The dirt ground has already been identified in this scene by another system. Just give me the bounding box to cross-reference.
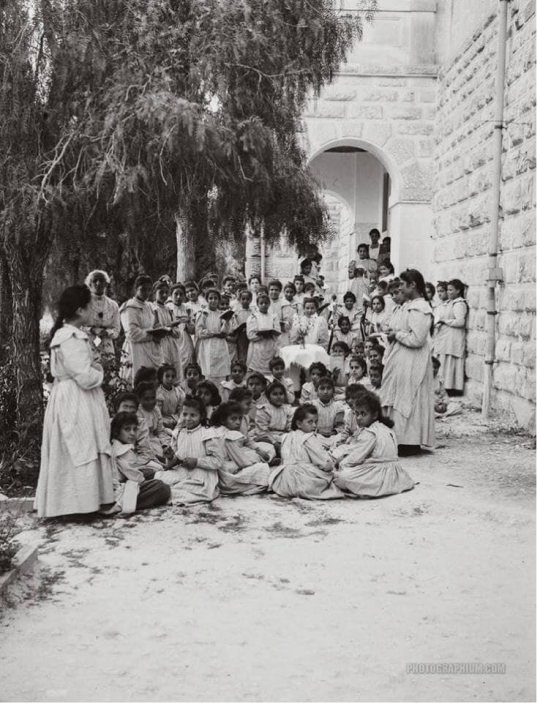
[0,410,535,702]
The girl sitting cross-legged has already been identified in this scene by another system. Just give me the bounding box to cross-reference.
[253,380,294,456]
[208,402,271,495]
[269,404,345,500]
[180,362,203,396]
[220,360,247,402]
[310,376,346,446]
[156,396,221,504]
[333,390,415,498]
[110,412,171,516]
[229,387,276,463]
[300,362,328,403]
[115,392,163,471]
[266,356,295,405]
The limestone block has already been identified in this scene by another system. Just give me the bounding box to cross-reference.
[418,139,434,158]
[388,105,423,120]
[321,87,357,102]
[523,343,536,369]
[396,122,435,136]
[362,90,398,102]
[347,104,383,120]
[362,122,392,147]
[400,90,417,103]
[338,121,364,139]
[495,338,512,362]
[515,367,530,398]
[314,103,347,119]
[419,89,436,103]
[494,362,517,392]
[386,137,416,166]
[510,341,526,364]
[399,161,433,201]
[517,254,536,284]
[465,355,483,383]
[377,78,407,87]
[524,289,537,312]
[305,120,341,151]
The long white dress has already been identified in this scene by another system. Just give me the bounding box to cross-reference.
[246,311,281,374]
[119,297,163,386]
[151,301,183,380]
[207,427,270,495]
[195,309,232,384]
[381,299,435,448]
[35,325,114,517]
[335,421,415,497]
[167,302,195,370]
[269,430,345,500]
[434,297,468,392]
[156,424,220,504]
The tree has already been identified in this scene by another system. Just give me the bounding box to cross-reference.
[0,0,377,447]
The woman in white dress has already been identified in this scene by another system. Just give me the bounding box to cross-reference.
[36,285,115,517]
[83,270,121,370]
[167,283,195,371]
[119,275,163,386]
[382,269,435,455]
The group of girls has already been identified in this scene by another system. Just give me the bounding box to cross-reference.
[35,255,467,519]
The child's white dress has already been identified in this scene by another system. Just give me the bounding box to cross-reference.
[311,398,346,444]
[195,309,232,384]
[152,301,183,380]
[246,311,281,374]
[300,381,318,404]
[334,421,415,497]
[167,302,195,369]
[208,427,270,495]
[220,379,247,402]
[119,297,163,386]
[157,424,221,504]
[269,430,345,500]
[265,375,295,404]
[35,325,114,517]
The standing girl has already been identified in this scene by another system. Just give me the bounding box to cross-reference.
[435,279,468,394]
[158,397,221,504]
[195,289,232,386]
[290,298,330,349]
[382,269,435,454]
[269,405,344,500]
[36,285,115,517]
[152,280,184,381]
[334,391,415,498]
[233,289,253,362]
[209,402,270,495]
[83,270,121,370]
[119,275,163,387]
[168,283,195,371]
[246,292,281,375]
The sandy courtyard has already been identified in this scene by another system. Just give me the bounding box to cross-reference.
[0,413,535,702]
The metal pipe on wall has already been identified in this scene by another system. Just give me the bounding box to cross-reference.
[260,228,266,283]
[482,0,509,419]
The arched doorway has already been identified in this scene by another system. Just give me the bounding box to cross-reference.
[307,139,394,294]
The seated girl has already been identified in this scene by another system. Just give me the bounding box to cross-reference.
[333,390,415,498]
[311,376,345,446]
[253,380,294,456]
[369,363,384,392]
[110,412,171,515]
[157,396,221,504]
[269,404,345,500]
[246,372,268,426]
[229,387,276,463]
[135,381,171,460]
[220,360,247,401]
[300,361,328,403]
[364,295,388,336]
[333,315,358,352]
[329,341,350,399]
[180,362,203,396]
[266,356,295,405]
[195,380,222,424]
[341,292,363,340]
[156,364,185,430]
[347,355,371,389]
[115,391,162,468]
[208,402,271,495]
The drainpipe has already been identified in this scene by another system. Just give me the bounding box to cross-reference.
[260,228,266,283]
[482,0,509,419]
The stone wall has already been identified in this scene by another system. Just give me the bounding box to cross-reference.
[432,0,536,428]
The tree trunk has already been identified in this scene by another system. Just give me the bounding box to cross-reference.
[5,240,45,440]
[176,214,196,281]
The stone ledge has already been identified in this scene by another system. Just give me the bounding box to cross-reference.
[0,497,35,515]
[0,543,39,596]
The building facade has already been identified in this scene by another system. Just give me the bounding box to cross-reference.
[251,0,535,427]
